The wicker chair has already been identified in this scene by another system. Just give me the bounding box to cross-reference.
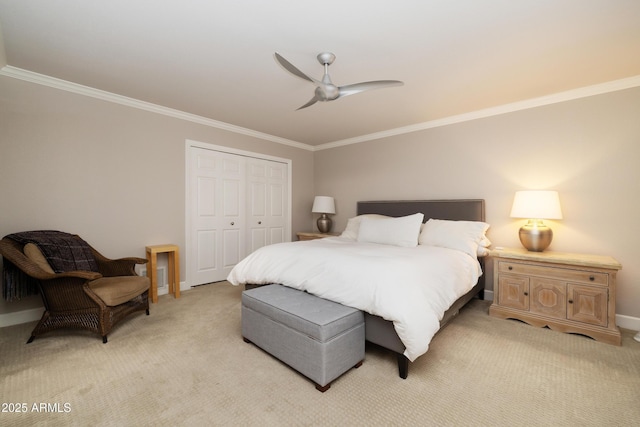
[0,235,150,343]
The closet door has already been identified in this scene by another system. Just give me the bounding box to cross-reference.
[187,144,290,287]
[246,158,288,254]
[189,148,245,285]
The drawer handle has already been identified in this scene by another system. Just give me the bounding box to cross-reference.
[230,222,235,226]
[589,276,595,281]
[258,221,262,224]
[568,299,573,304]
[508,266,513,270]
[523,292,528,296]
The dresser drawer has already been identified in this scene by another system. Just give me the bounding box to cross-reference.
[497,261,608,286]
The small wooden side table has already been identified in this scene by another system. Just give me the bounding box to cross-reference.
[145,244,180,303]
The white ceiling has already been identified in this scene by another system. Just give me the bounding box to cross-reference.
[1,0,639,147]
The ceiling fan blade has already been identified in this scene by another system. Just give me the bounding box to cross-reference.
[338,80,404,98]
[296,96,319,110]
[274,53,318,84]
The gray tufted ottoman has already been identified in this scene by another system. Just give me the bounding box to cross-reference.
[242,284,365,392]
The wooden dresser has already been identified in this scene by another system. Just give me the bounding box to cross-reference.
[489,247,622,345]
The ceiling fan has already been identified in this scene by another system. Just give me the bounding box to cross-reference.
[275,52,404,110]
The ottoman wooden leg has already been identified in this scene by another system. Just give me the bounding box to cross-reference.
[315,383,331,392]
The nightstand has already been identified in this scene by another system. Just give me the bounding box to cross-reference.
[489,247,622,345]
[296,231,340,241]
[145,244,180,303]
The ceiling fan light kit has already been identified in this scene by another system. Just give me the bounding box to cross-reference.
[275,52,404,110]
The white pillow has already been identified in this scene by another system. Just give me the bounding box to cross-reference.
[477,246,491,257]
[340,214,391,240]
[476,235,492,256]
[419,219,490,258]
[357,213,424,248]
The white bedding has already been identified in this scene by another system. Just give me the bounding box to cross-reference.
[227,237,482,362]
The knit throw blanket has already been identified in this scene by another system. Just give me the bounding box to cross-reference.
[3,231,100,301]
[7,230,99,273]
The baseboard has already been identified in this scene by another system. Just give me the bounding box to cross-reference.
[0,282,189,328]
[0,307,43,328]
[156,281,190,296]
[616,314,640,332]
[2,285,637,332]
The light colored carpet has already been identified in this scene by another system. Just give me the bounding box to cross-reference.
[1,282,639,426]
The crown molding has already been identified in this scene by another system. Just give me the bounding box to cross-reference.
[314,74,640,151]
[3,65,639,153]
[0,65,314,152]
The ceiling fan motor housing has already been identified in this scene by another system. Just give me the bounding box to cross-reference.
[315,85,339,101]
[317,52,336,65]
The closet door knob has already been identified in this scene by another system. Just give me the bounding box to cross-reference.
[230,222,235,226]
[258,221,262,225]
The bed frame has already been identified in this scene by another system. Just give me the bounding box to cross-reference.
[357,199,486,379]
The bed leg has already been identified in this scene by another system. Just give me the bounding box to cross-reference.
[397,354,409,379]
[478,289,485,300]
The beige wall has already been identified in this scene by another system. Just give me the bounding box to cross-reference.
[0,21,6,69]
[1,73,639,323]
[0,76,315,315]
[314,87,640,318]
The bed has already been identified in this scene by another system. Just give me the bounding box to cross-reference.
[228,199,487,379]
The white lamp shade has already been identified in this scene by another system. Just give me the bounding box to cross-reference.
[510,190,563,220]
[312,196,335,214]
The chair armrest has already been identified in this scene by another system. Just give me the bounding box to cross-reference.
[13,269,102,282]
[52,270,103,281]
[116,257,148,265]
[93,254,147,277]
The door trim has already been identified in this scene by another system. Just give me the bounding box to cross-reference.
[185,139,292,289]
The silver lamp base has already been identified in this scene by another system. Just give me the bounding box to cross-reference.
[317,214,332,233]
[519,219,553,252]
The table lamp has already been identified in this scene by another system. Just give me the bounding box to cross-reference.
[312,196,335,233]
[510,190,563,252]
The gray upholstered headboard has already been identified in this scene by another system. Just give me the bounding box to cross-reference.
[357,199,485,222]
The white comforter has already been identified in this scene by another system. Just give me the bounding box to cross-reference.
[227,237,482,361]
